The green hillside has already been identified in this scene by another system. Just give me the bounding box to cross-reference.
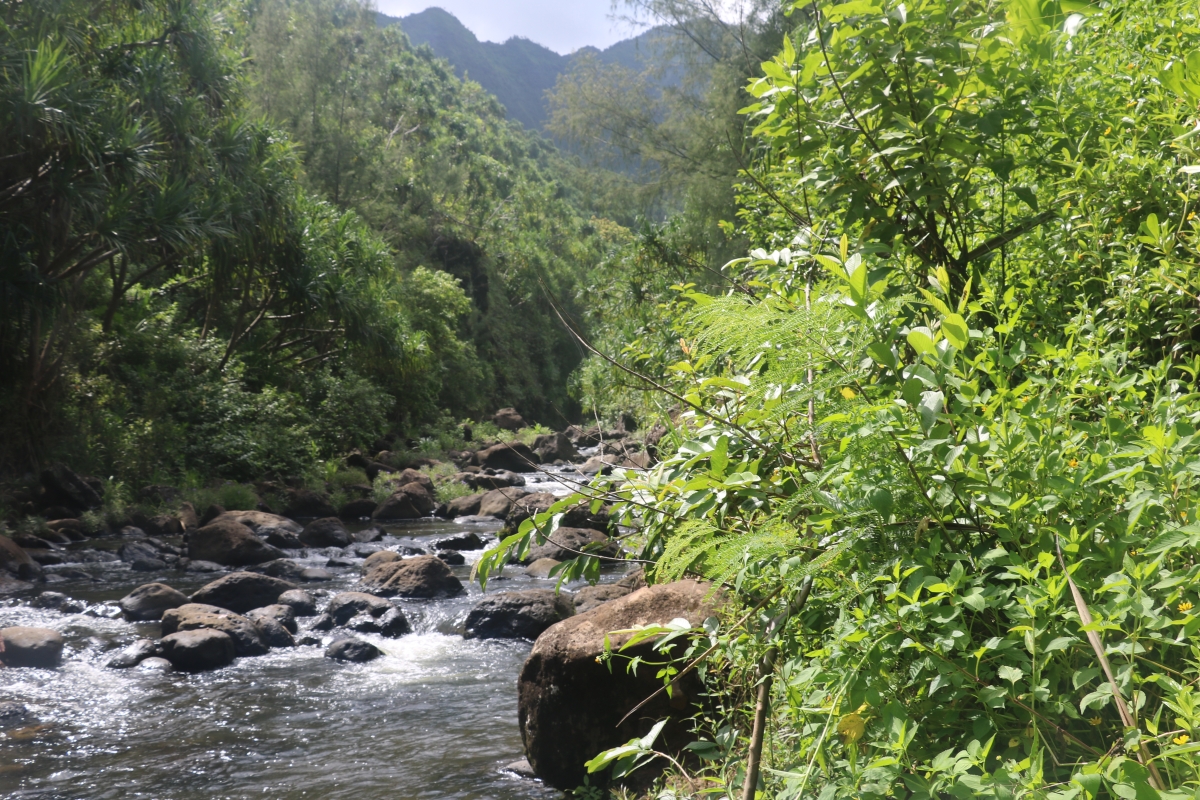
[378,7,674,130]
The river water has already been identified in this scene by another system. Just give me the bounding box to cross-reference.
[0,467,606,799]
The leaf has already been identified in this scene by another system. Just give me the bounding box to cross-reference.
[837,712,866,744]
[941,314,969,350]
[997,665,1023,684]
[907,327,937,355]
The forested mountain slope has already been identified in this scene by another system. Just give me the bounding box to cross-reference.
[0,0,628,483]
[379,7,675,130]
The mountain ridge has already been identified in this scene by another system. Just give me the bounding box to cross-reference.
[377,7,671,130]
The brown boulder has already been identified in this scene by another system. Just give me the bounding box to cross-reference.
[161,603,268,656]
[532,432,577,463]
[0,627,65,668]
[338,498,378,520]
[492,407,526,431]
[189,572,296,614]
[160,629,236,671]
[518,580,721,790]
[281,489,337,519]
[361,554,463,598]
[372,492,422,521]
[395,482,435,516]
[299,517,353,548]
[40,463,101,510]
[464,590,574,640]
[0,535,41,580]
[445,493,484,518]
[479,487,529,519]
[477,442,538,473]
[119,582,190,621]
[524,527,619,564]
[187,519,285,566]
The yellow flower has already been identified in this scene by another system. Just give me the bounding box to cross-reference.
[1069,459,1079,468]
[841,387,857,400]
[1179,600,1194,613]
[1089,716,1103,726]
[1104,126,1112,135]
[1174,733,1190,746]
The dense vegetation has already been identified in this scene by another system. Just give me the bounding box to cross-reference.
[0,0,623,486]
[488,0,1200,797]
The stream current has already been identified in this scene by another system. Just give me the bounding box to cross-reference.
[0,466,604,799]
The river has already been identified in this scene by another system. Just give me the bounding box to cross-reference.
[0,466,605,799]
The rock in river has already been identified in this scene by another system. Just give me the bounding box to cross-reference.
[190,572,297,614]
[161,603,268,657]
[313,592,410,638]
[0,627,65,668]
[524,527,618,564]
[188,518,285,566]
[300,517,353,548]
[464,590,574,641]
[361,554,463,599]
[325,636,383,663]
[160,629,236,672]
[119,582,190,621]
[105,638,162,669]
[277,589,318,617]
[517,580,721,790]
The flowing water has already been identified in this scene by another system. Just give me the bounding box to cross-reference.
[0,466,607,799]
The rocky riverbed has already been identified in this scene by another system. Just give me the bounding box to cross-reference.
[0,464,637,799]
[0,426,710,798]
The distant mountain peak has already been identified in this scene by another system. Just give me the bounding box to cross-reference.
[378,8,668,131]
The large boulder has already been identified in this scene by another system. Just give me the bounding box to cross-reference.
[479,488,529,519]
[40,463,101,511]
[105,638,162,669]
[491,407,526,431]
[118,540,167,571]
[161,604,268,657]
[0,627,65,668]
[361,554,463,598]
[338,498,378,521]
[477,442,538,473]
[160,629,236,671]
[244,558,308,582]
[572,584,634,614]
[277,589,318,617]
[0,535,42,581]
[396,482,436,516]
[372,492,422,521]
[190,572,296,614]
[245,603,298,634]
[524,527,619,564]
[532,433,578,463]
[187,519,285,566]
[580,455,619,476]
[445,493,484,518]
[313,592,410,638]
[325,637,383,663]
[281,489,337,520]
[244,607,296,648]
[518,581,721,790]
[119,582,190,621]
[461,471,526,491]
[216,510,302,538]
[464,590,574,640]
[505,492,558,528]
[299,518,353,548]
[431,532,485,551]
[392,468,435,496]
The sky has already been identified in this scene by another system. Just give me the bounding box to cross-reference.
[373,1,647,54]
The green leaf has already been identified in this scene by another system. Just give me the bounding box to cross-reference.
[907,327,938,355]
[941,314,969,350]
